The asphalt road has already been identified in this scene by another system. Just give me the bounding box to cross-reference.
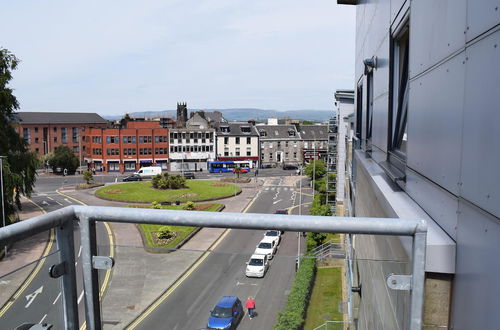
[133,176,311,330]
[0,182,111,329]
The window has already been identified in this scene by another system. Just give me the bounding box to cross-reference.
[35,137,39,143]
[247,148,251,156]
[35,148,39,153]
[247,137,251,144]
[366,71,373,153]
[294,152,297,159]
[269,153,273,160]
[235,147,240,156]
[241,126,251,133]
[224,137,229,144]
[355,82,363,142]
[285,141,288,147]
[285,152,289,159]
[61,128,67,143]
[259,130,267,137]
[236,137,240,144]
[72,127,78,143]
[224,147,229,156]
[277,141,281,148]
[54,137,58,143]
[155,136,159,143]
[23,128,30,142]
[34,127,39,133]
[220,126,230,133]
[53,127,57,132]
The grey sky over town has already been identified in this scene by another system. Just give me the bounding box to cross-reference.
[2,0,355,115]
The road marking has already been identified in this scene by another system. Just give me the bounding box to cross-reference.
[77,291,85,304]
[41,200,49,206]
[55,200,63,206]
[75,261,78,267]
[53,292,61,305]
[273,199,282,205]
[236,281,258,286]
[25,286,43,308]
[47,196,54,200]
[78,245,82,258]
[64,198,72,204]
[0,198,54,318]
[39,313,47,324]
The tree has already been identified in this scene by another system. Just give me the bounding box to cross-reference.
[83,170,93,184]
[48,145,79,174]
[0,48,39,227]
[234,167,242,179]
[304,159,326,180]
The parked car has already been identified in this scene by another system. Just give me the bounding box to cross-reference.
[207,296,243,330]
[275,209,288,215]
[255,237,277,259]
[183,172,195,179]
[245,254,269,278]
[264,230,281,246]
[232,168,248,173]
[134,166,162,178]
[122,174,142,182]
[283,164,298,170]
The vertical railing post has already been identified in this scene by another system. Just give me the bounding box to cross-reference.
[80,216,102,330]
[409,230,427,330]
[55,219,79,329]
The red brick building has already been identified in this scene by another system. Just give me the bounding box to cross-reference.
[84,121,169,172]
[14,112,108,162]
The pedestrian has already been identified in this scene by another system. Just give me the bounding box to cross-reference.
[246,296,256,319]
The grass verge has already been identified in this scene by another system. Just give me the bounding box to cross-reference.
[303,267,343,330]
[135,203,223,250]
[95,180,240,203]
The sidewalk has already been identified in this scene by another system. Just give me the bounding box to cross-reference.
[64,178,266,329]
[0,198,48,309]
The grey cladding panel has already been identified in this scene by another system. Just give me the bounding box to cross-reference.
[466,0,500,42]
[461,30,500,217]
[410,0,466,77]
[373,35,390,99]
[372,96,389,153]
[451,200,500,329]
[407,53,465,195]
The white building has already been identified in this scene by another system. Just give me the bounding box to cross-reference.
[215,123,260,167]
[168,128,215,171]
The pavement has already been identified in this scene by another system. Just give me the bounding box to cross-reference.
[0,177,268,329]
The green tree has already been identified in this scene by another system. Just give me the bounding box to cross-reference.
[83,170,93,184]
[48,145,79,174]
[0,48,39,227]
[183,201,196,210]
[304,159,326,180]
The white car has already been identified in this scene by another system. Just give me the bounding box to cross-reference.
[245,254,269,278]
[255,237,277,259]
[264,230,281,246]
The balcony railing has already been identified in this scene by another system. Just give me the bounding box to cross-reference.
[0,206,427,330]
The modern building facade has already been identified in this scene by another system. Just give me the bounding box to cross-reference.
[14,112,108,162]
[168,128,216,171]
[215,122,259,167]
[340,0,499,329]
[257,124,302,167]
[84,121,169,172]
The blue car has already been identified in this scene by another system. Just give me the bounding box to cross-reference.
[207,296,243,329]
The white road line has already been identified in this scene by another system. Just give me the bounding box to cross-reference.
[53,292,62,305]
[39,314,47,324]
[77,291,85,304]
[55,201,63,206]
[78,245,82,258]
[75,261,78,267]
[47,196,54,200]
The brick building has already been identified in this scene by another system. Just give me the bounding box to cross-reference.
[14,112,108,162]
[84,121,169,172]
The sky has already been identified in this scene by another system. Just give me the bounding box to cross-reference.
[1,0,355,116]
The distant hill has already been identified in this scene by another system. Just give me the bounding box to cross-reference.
[102,108,335,122]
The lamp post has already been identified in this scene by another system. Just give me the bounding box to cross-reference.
[297,167,303,269]
[0,156,6,256]
[312,140,316,200]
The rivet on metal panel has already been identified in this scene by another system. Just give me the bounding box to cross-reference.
[386,274,412,291]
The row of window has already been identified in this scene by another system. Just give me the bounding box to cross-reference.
[170,145,214,153]
[170,132,214,140]
[261,152,298,160]
[23,127,80,144]
[105,148,169,156]
[223,137,253,145]
[223,147,252,157]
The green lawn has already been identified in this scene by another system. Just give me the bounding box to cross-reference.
[95,180,240,203]
[137,203,223,249]
[304,267,344,330]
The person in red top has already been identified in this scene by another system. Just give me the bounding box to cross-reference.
[246,296,256,319]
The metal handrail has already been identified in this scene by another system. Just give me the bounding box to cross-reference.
[0,206,427,330]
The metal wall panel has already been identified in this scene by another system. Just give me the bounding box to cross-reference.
[466,0,500,42]
[407,52,465,195]
[460,30,500,217]
[451,200,500,329]
[406,169,458,240]
[372,95,389,153]
[410,0,466,77]
[390,0,408,23]
[373,34,391,99]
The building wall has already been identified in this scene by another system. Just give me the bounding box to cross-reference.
[168,128,215,171]
[216,136,259,163]
[348,0,499,329]
[260,139,302,166]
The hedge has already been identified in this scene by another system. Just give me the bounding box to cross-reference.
[274,255,317,330]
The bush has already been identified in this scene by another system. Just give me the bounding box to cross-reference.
[152,173,187,190]
[306,232,328,252]
[183,201,196,210]
[83,170,93,184]
[151,201,161,209]
[157,226,174,239]
[274,255,317,330]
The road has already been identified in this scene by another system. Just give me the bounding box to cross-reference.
[133,176,312,330]
[0,182,111,329]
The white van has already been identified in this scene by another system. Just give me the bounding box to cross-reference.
[134,166,162,178]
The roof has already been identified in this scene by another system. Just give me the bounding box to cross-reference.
[216,296,238,308]
[256,125,299,140]
[15,112,108,125]
[299,125,328,140]
[214,122,259,136]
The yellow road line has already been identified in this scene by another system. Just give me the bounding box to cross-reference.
[127,187,261,329]
[56,190,115,330]
[0,198,54,318]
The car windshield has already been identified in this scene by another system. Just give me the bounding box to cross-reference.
[211,306,232,318]
[266,231,278,237]
[249,258,263,266]
[258,242,272,249]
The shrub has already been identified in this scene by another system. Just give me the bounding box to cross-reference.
[183,201,196,210]
[274,255,317,330]
[151,173,187,190]
[83,170,93,184]
[151,201,161,209]
[157,226,174,239]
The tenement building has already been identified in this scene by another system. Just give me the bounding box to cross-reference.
[168,128,216,171]
[257,124,301,168]
[338,0,498,329]
[84,121,169,172]
[214,122,259,168]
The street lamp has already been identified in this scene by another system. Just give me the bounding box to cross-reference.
[297,167,303,269]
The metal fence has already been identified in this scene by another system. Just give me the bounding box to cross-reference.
[0,206,426,330]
